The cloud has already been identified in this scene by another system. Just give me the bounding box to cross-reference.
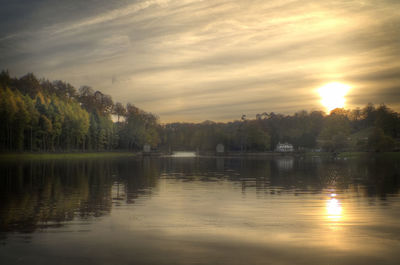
[1,0,399,122]
[49,0,172,35]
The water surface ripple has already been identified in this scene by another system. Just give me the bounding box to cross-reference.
[0,156,399,265]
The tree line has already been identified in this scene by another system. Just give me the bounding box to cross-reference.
[1,70,399,153]
[161,106,399,152]
[0,71,160,152]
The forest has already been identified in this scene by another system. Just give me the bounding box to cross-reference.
[0,70,399,153]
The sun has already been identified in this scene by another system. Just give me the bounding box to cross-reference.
[318,82,350,113]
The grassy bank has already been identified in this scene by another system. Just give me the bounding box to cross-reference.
[0,152,139,161]
[307,151,400,160]
[336,152,368,158]
[335,151,400,159]
[373,152,400,160]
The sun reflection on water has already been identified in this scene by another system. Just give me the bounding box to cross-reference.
[326,193,342,221]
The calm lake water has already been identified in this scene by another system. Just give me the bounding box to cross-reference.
[1,155,400,265]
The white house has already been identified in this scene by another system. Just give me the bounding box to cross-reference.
[275,142,294,152]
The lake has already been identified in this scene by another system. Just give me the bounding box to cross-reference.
[1,155,400,265]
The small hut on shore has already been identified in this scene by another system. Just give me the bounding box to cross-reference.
[216,143,225,154]
[143,143,151,153]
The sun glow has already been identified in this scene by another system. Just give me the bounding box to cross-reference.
[318,82,350,113]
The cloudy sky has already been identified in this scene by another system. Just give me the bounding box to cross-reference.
[0,0,399,122]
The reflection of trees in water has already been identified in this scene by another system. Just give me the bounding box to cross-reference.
[0,156,398,234]
[249,157,398,197]
[113,157,159,204]
[160,157,400,197]
[346,156,400,198]
[0,159,113,233]
[0,158,160,233]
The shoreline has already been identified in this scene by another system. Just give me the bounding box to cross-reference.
[0,152,139,160]
[0,151,399,161]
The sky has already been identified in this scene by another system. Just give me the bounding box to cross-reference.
[0,0,399,122]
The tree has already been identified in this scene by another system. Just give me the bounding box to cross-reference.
[368,128,395,152]
[17,73,42,98]
[2,70,400,154]
[113,102,126,123]
[319,108,351,151]
[0,87,17,150]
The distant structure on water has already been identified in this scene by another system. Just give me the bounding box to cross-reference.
[143,144,151,153]
[275,142,294,152]
[216,143,225,154]
[171,151,196,157]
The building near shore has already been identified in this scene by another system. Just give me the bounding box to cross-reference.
[143,144,151,153]
[216,143,225,153]
[275,142,294,152]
